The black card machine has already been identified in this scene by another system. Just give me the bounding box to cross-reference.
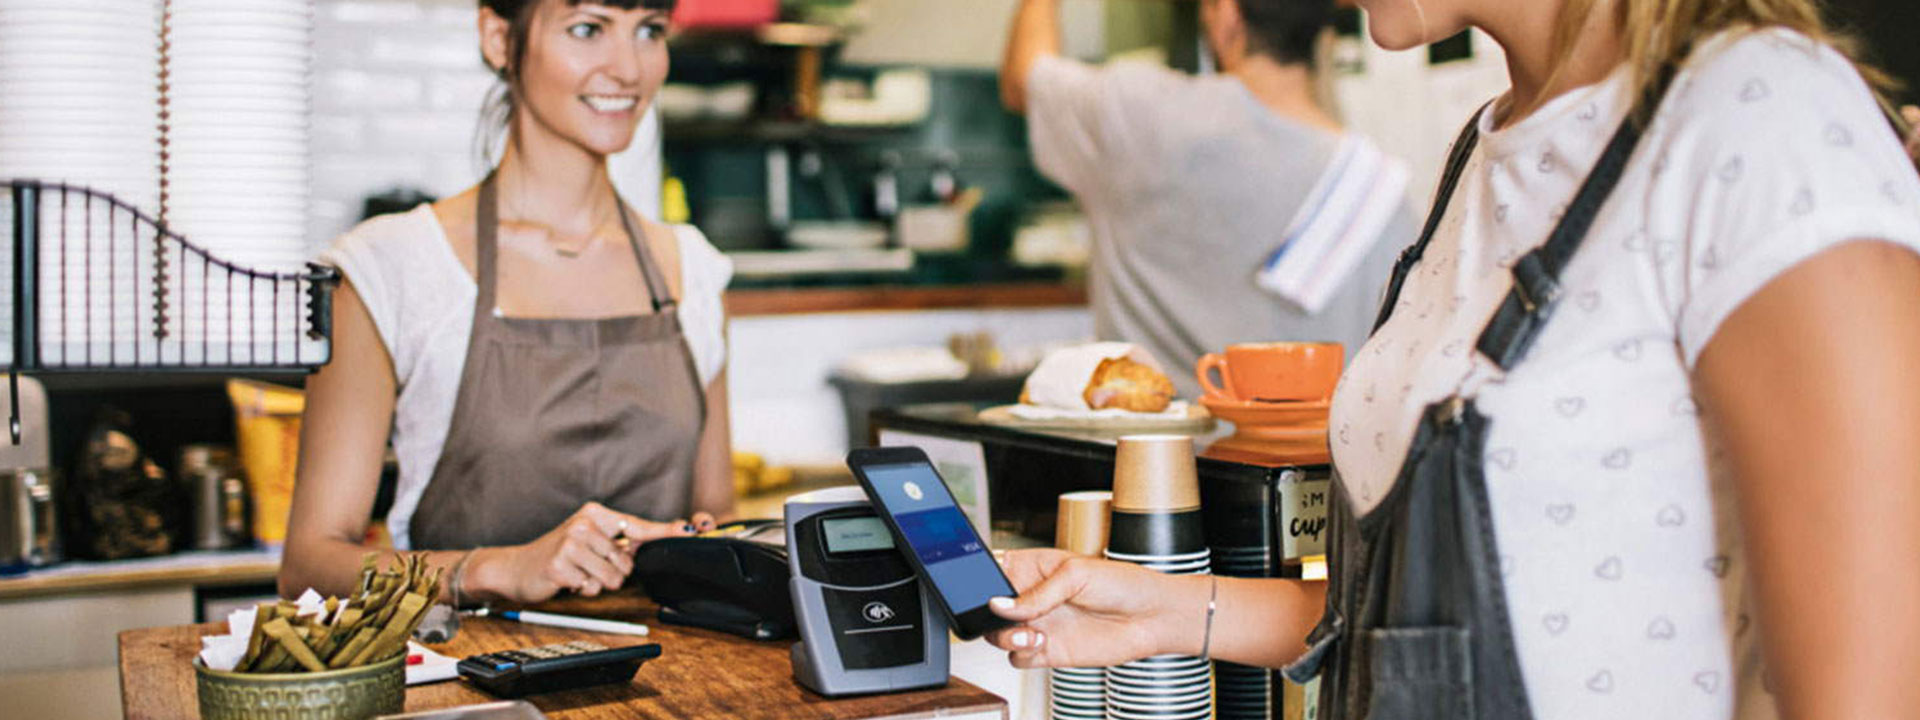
[629,521,797,641]
[785,486,949,696]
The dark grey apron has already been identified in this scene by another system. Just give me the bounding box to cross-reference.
[1283,68,1678,719]
[408,174,707,550]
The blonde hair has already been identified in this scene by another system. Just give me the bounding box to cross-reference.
[1551,0,1906,129]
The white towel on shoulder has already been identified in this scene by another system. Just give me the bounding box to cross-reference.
[1257,135,1410,314]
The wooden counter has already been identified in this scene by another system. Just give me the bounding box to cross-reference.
[0,549,278,601]
[119,593,1006,720]
[725,282,1085,317]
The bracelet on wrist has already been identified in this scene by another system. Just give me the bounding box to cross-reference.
[449,548,479,609]
[1199,575,1219,660]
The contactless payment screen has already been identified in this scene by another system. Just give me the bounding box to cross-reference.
[864,463,1012,612]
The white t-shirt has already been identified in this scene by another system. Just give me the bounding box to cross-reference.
[1330,29,1920,719]
[318,204,733,548]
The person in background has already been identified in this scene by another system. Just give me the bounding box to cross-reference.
[1001,0,1414,397]
[987,0,1920,718]
[282,0,735,605]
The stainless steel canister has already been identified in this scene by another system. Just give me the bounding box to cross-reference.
[181,445,251,550]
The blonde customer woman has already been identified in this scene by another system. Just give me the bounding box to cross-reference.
[986,1,1920,718]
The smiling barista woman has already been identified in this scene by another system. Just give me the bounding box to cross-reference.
[984,0,1920,718]
[280,0,733,606]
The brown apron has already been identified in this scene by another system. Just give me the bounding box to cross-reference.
[408,174,707,550]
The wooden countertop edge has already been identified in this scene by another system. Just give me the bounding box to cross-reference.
[0,558,279,601]
[120,612,1010,720]
[725,282,1086,317]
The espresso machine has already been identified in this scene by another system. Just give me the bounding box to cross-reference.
[0,376,59,575]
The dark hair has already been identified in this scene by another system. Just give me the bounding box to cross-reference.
[474,0,677,165]
[1235,0,1333,66]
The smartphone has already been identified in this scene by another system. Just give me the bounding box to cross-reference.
[846,446,1017,640]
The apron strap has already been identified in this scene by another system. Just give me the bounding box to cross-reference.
[1371,103,1489,334]
[612,198,675,313]
[475,173,503,321]
[1474,65,1680,370]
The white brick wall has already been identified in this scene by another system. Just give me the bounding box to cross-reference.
[310,0,494,247]
[310,0,662,250]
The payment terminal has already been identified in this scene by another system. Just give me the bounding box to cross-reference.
[785,486,949,697]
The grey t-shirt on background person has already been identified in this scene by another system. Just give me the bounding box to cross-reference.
[1026,56,1415,398]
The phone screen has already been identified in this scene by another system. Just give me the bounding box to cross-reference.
[860,462,1014,616]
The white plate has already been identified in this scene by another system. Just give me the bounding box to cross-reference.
[0,122,159,136]
[167,24,307,42]
[167,0,312,11]
[0,28,155,45]
[163,143,308,157]
[0,62,157,80]
[165,87,307,103]
[167,200,313,216]
[164,38,311,55]
[166,1,311,13]
[164,55,308,72]
[163,125,306,141]
[164,110,308,125]
[0,0,161,11]
[0,38,157,57]
[0,12,157,29]
[0,79,160,96]
[164,94,306,109]
[0,91,157,107]
[167,192,311,207]
[169,191,309,203]
[170,230,310,245]
[0,149,159,165]
[164,51,306,66]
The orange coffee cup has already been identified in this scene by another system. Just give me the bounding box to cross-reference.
[1195,342,1343,403]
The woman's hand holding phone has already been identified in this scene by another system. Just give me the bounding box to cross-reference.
[983,549,1210,669]
[468,502,710,603]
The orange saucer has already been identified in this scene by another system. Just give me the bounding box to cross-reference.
[1198,395,1331,434]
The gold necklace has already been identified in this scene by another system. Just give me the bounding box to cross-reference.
[502,182,620,258]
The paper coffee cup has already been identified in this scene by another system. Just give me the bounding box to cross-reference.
[1055,490,1112,556]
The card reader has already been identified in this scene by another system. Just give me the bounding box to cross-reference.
[785,486,949,696]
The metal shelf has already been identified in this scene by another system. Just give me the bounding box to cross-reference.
[1,179,339,439]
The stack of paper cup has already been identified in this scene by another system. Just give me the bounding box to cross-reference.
[1104,435,1213,720]
[1211,544,1273,719]
[1049,490,1112,720]
[162,0,314,362]
[0,0,166,365]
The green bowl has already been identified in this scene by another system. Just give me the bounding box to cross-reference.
[194,653,405,720]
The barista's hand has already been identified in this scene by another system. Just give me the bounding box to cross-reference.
[983,549,1206,669]
[690,511,718,533]
[475,502,693,603]
[1904,106,1920,165]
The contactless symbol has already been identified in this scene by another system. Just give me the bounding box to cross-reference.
[862,602,896,623]
[902,481,924,501]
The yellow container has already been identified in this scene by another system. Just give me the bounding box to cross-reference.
[227,379,305,546]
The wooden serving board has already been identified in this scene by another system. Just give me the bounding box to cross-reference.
[975,404,1216,433]
[120,593,1005,720]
